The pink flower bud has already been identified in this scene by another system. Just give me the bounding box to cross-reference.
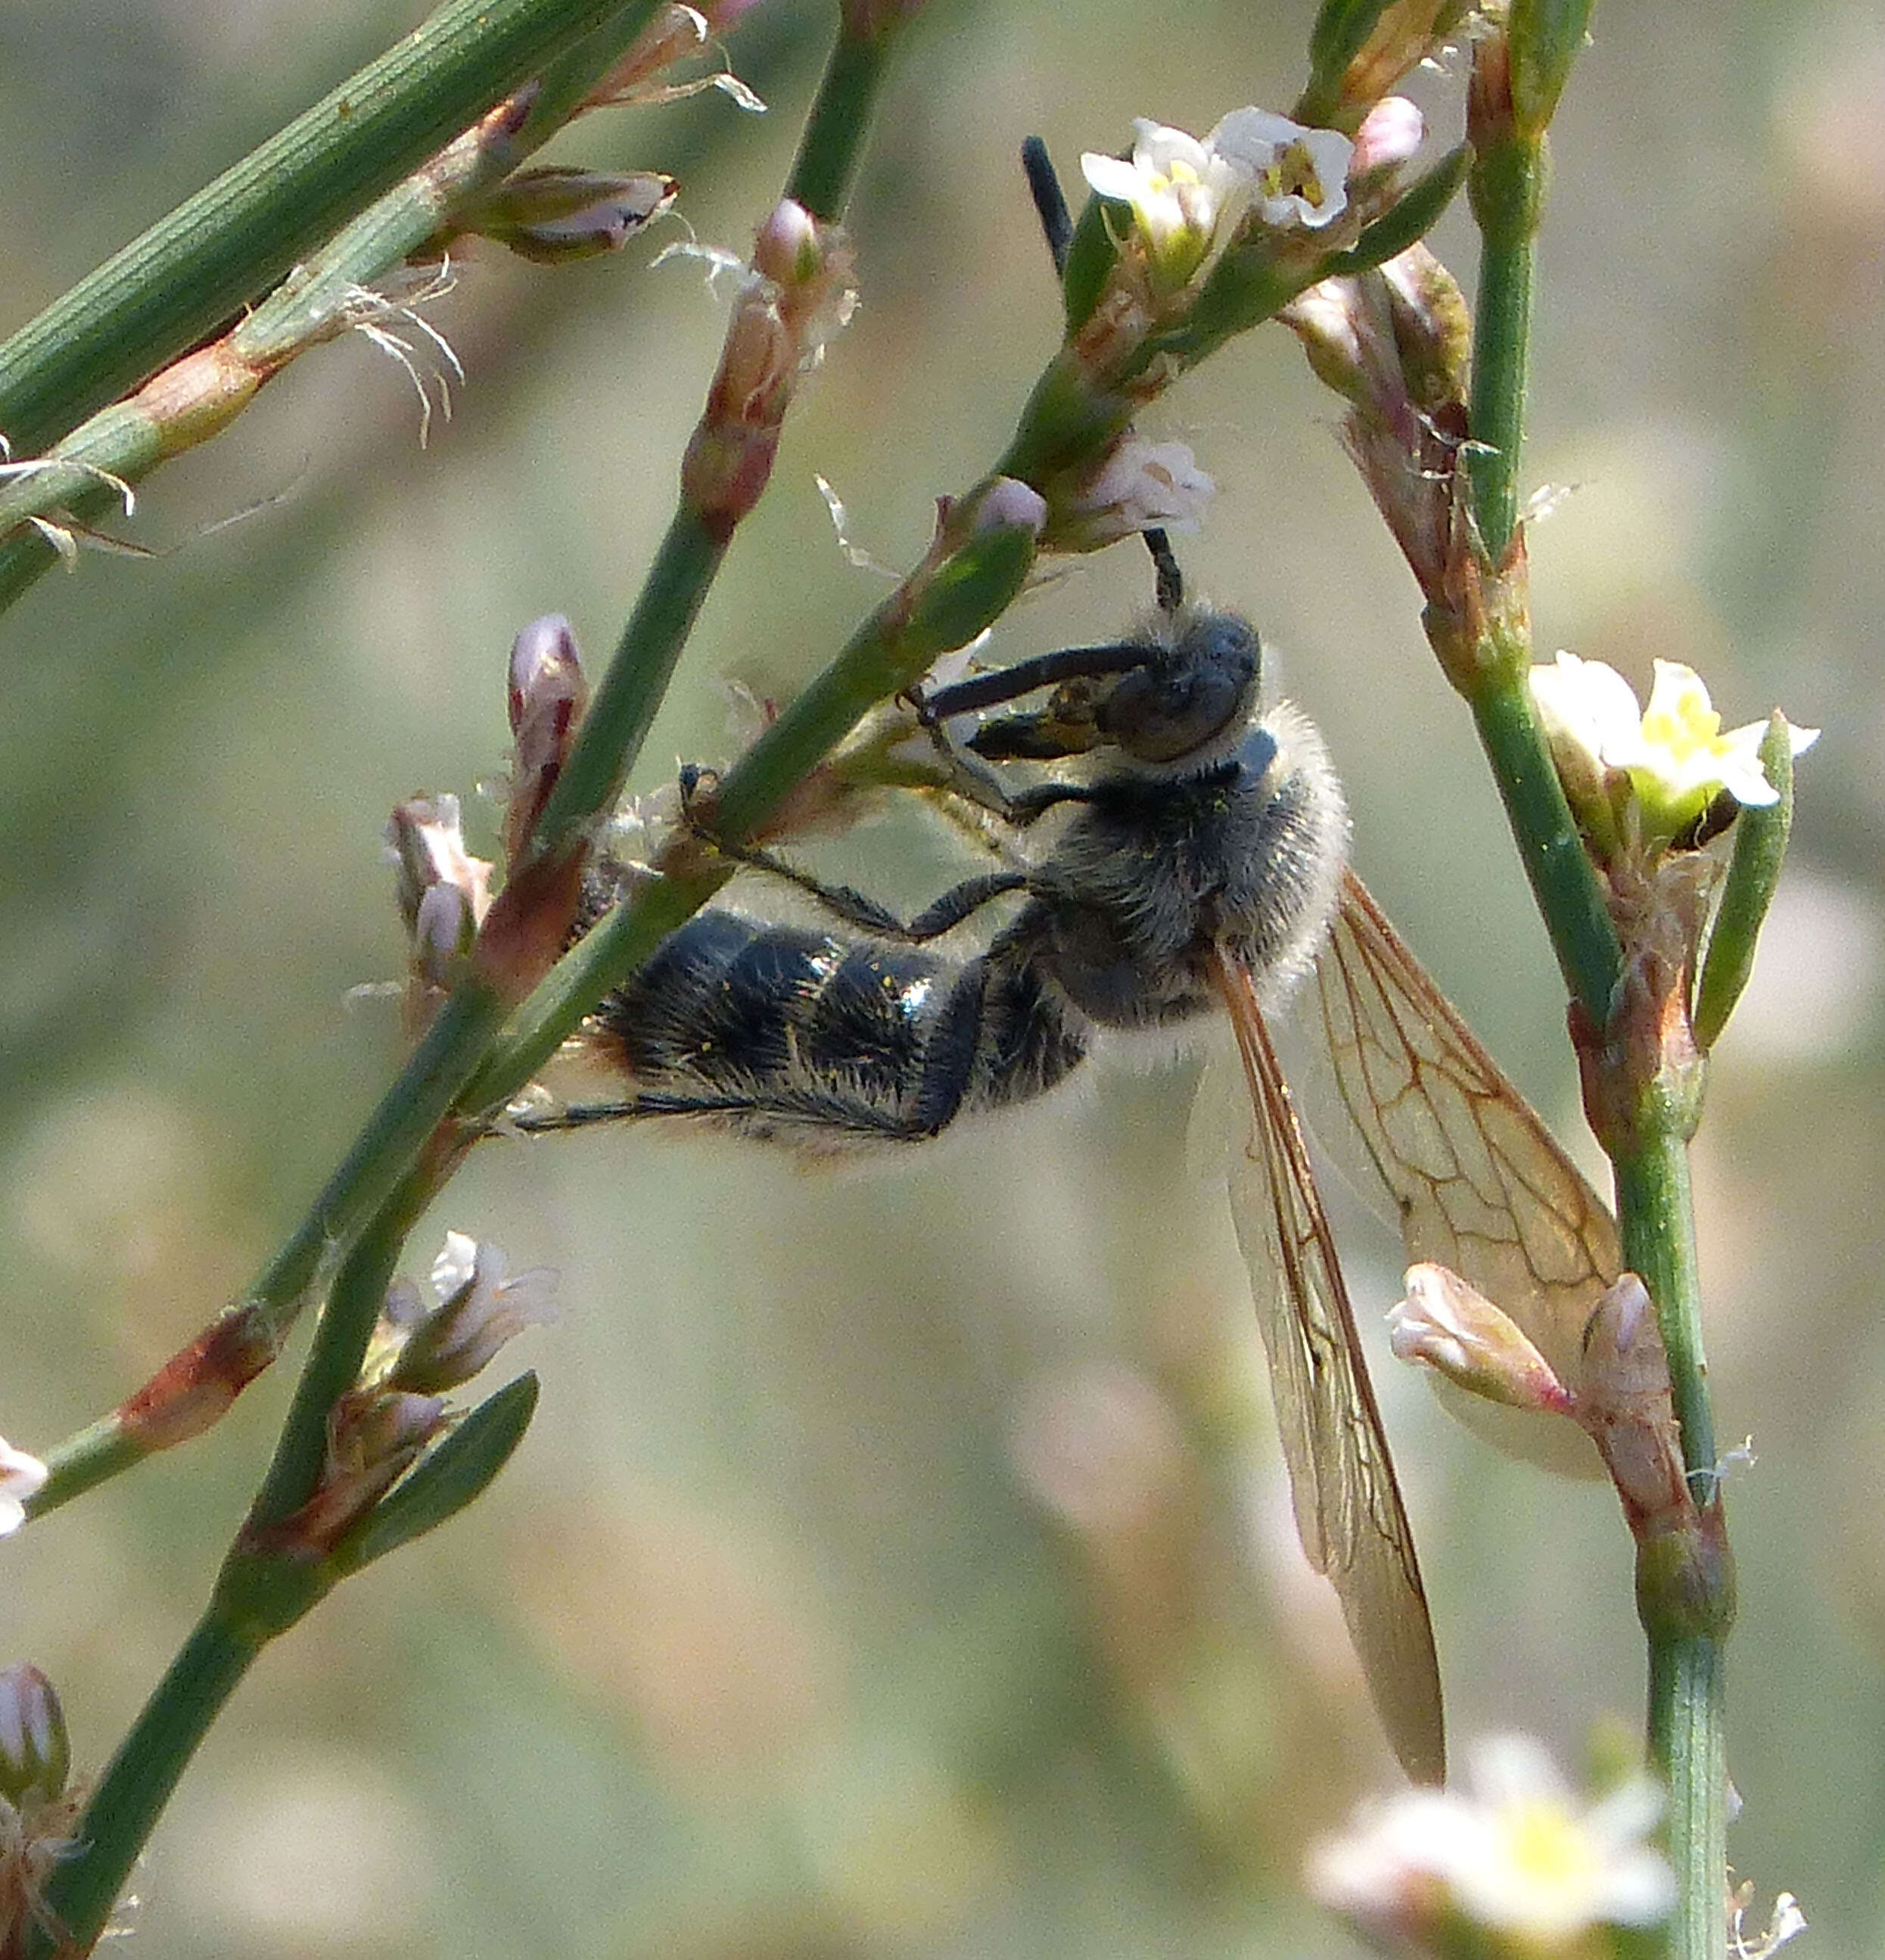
[1350,96,1426,180]
[971,477,1049,537]
[1388,1263,1575,1415]
[0,1664,68,1806]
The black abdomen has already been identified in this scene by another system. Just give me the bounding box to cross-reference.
[593,910,1085,1144]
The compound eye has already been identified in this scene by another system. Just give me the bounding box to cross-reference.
[1099,610,1261,762]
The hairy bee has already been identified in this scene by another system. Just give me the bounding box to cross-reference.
[523,581,1623,1785]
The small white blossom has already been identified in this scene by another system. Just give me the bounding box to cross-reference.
[0,1439,48,1537]
[1310,1734,1674,1952]
[386,1232,558,1394]
[1210,107,1353,230]
[1067,437,1215,543]
[1532,651,1818,847]
[1081,120,1249,287]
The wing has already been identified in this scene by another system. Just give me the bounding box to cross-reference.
[1208,942,1445,1787]
[1319,870,1623,1470]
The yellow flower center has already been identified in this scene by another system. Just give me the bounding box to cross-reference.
[1641,688,1724,763]
[1260,139,1327,212]
[1495,1799,1600,1911]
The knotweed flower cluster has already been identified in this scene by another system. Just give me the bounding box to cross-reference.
[284,1233,554,1557]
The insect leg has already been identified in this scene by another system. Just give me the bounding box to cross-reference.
[708,836,1031,942]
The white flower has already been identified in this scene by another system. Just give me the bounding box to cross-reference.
[0,1438,48,1536]
[1081,119,1249,287]
[1209,106,1353,230]
[1309,1734,1675,1951]
[386,1232,558,1394]
[1066,437,1215,542]
[1531,651,1818,846]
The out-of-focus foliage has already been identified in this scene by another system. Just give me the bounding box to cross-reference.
[2,1,1881,1954]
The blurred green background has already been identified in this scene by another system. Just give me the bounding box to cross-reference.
[3,0,1883,1953]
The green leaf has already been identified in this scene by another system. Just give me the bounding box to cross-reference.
[904,524,1037,660]
[1319,142,1470,278]
[1693,715,1799,1052]
[1509,0,1597,138]
[331,1374,540,1573]
[1061,189,1124,337]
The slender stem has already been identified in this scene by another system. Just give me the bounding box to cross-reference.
[0,0,653,459]
[1463,32,1729,1959]
[1648,1635,1729,1960]
[1465,123,1544,563]
[26,1610,265,1958]
[1469,680,1622,1026]
[529,509,726,857]
[249,1180,426,1533]
[785,23,898,221]
[1465,189,1534,561]
[1613,1129,1714,1478]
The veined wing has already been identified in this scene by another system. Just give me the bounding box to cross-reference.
[1320,870,1622,1470]
[1208,943,1445,1787]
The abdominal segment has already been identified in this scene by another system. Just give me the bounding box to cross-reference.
[592,910,1087,1146]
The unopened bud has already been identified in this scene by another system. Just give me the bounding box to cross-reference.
[1348,95,1425,182]
[471,166,674,265]
[682,204,857,533]
[288,1389,449,1553]
[751,198,820,286]
[969,476,1049,537]
[1575,1275,1692,1532]
[0,1665,68,1806]
[505,614,589,863]
[1389,1262,1575,1414]
[412,882,474,991]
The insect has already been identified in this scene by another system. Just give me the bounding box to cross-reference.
[518,545,1624,1785]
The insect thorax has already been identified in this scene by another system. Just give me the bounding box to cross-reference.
[991,701,1348,1033]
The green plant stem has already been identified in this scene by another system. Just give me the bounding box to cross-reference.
[249,1178,425,1533]
[1647,1634,1728,1960]
[0,6,666,613]
[785,20,899,221]
[529,509,726,857]
[1469,680,1621,1026]
[1465,131,1543,562]
[0,0,654,462]
[26,1608,272,1958]
[1614,1129,1714,1479]
[1463,40,1728,1960]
